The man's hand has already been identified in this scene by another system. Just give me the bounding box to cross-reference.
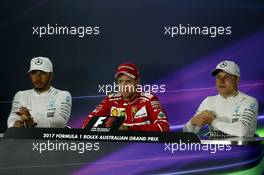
[16,107,31,121]
[13,120,24,128]
[191,115,208,127]
[191,110,216,127]
[16,107,36,127]
[202,111,215,124]
[119,125,129,131]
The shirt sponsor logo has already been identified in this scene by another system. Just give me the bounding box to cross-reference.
[110,107,126,118]
[134,106,147,118]
[232,118,239,123]
[131,106,138,116]
[151,100,161,109]
[48,100,56,109]
[158,111,166,118]
[250,103,256,110]
[47,112,55,118]
[234,106,240,114]
[65,96,71,103]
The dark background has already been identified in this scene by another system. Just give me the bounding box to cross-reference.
[0,0,264,131]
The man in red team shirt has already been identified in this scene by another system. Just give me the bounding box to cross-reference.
[82,63,170,131]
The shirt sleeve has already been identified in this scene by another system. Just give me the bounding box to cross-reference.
[182,97,208,133]
[129,95,170,132]
[211,98,258,137]
[7,92,22,128]
[82,97,110,128]
[183,120,202,134]
[36,91,72,128]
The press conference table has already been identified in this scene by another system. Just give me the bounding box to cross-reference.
[0,129,264,175]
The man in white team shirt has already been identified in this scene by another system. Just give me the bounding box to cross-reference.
[7,57,72,128]
[183,60,259,137]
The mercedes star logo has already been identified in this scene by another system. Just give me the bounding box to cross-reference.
[35,58,43,65]
[220,61,227,68]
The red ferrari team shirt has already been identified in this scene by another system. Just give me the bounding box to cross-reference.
[83,92,170,132]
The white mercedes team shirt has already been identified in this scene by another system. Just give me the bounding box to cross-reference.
[7,87,72,128]
[183,91,258,137]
